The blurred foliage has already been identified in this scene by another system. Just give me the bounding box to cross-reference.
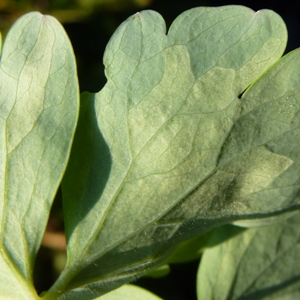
[75,0,153,11]
[0,0,153,33]
[0,0,152,11]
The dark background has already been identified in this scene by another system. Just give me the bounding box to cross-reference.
[1,1,300,299]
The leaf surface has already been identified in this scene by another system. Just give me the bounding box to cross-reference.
[98,284,162,300]
[57,5,300,298]
[0,12,79,297]
[197,212,300,300]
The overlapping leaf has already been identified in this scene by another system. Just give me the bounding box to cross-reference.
[54,5,300,299]
[197,212,300,299]
[0,12,79,298]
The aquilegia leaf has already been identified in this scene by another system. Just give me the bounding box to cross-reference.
[197,211,300,299]
[0,12,79,299]
[50,5,300,299]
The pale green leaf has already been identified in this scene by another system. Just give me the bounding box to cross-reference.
[197,212,300,300]
[98,284,162,300]
[0,12,79,298]
[0,254,38,300]
[53,5,300,298]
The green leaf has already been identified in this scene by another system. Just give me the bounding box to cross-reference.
[0,12,79,298]
[221,47,300,227]
[164,224,244,265]
[143,264,170,278]
[144,232,211,279]
[197,212,300,300]
[165,233,211,264]
[98,284,162,300]
[55,5,300,298]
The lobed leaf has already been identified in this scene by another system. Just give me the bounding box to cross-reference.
[0,12,79,298]
[55,5,300,298]
[197,212,300,299]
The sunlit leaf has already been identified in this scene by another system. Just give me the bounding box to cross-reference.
[50,5,300,299]
[0,12,79,298]
[98,284,162,300]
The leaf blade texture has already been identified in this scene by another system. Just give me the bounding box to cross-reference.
[0,12,79,297]
[197,213,300,300]
[59,5,300,298]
